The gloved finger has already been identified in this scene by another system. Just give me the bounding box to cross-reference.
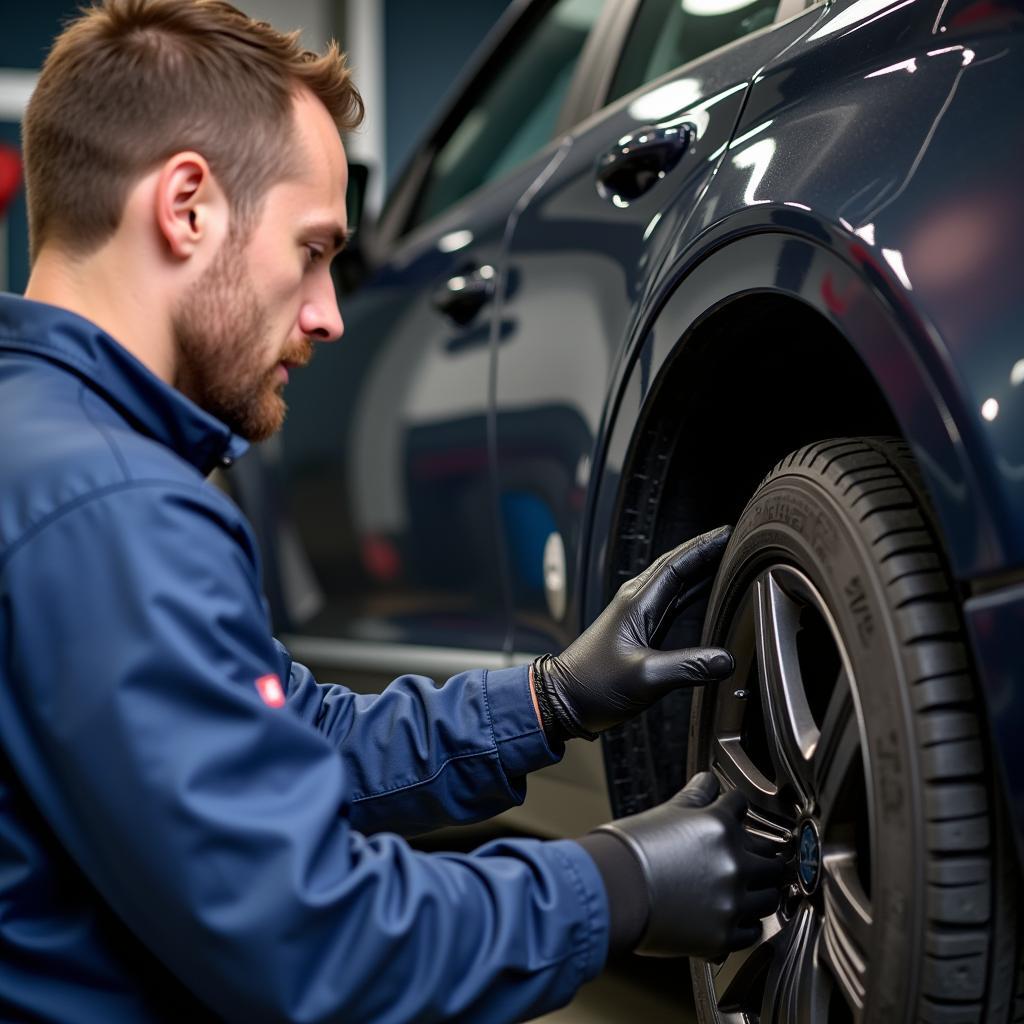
[715,787,749,821]
[673,770,720,807]
[624,539,687,591]
[741,886,783,921]
[742,850,787,889]
[637,526,732,607]
[640,646,735,692]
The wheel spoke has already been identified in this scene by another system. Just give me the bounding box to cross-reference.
[711,736,796,841]
[754,572,817,804]
[797,929,833,1022]
[814,667,862,829]
[821,849,872,1019]
[760,904,827,1024]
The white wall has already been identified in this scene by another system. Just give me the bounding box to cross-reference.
[234,0,332,50]
[341,0,385,213]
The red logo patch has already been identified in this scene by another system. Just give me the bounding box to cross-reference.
[255,674,286,708]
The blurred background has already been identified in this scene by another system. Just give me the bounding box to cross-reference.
[0,0,511,291]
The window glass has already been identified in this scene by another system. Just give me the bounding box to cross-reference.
[608,0,779,104]
[412,0,603,228]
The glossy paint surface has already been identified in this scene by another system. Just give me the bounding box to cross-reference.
[494,13,820,652]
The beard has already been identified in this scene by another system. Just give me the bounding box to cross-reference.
[172,239,311,443]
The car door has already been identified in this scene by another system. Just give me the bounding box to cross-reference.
[245,0,608,688]
[491,0,824,657]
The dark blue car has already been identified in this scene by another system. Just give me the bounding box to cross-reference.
[230,0,1024,1018]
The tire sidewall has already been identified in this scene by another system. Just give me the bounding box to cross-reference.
[689,471,923,1022]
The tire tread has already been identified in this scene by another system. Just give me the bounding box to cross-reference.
[739,437,1020,1020]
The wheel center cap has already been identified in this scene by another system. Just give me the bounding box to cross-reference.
[797,820,821,895]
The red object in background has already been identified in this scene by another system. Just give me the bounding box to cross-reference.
[0,145,22,218]
[361,533,402,583]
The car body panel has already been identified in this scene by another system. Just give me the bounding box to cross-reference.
[964,584,1024,864]
[493,8,828,653]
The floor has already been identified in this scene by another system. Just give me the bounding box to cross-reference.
[530,955,695,1023]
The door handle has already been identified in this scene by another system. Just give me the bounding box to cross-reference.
[596,124,691,206]
[433,265,496,326]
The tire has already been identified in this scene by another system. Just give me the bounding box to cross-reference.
[687,437,1023,1023]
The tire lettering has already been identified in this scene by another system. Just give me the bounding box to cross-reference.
[752,494,812,532]
[875,729,903,818]
[844,575,875,647]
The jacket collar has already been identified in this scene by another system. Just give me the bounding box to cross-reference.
[0,293,249,474]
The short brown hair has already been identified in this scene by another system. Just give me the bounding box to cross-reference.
[23,0,363,258]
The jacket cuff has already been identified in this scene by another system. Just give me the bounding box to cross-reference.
[484,665,564,784]
[546,839,611,991]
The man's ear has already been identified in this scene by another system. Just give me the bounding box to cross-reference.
[154,152,227,259]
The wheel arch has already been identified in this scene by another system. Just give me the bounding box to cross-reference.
[582,228,997,632]
[586,228,999,817]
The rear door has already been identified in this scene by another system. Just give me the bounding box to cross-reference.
[492,0,824,657]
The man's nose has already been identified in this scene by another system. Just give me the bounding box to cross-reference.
[299,282,344,342]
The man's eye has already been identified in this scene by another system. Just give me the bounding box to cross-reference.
[305,246,324,266]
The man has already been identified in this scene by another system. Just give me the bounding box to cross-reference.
[0,2,782,1021]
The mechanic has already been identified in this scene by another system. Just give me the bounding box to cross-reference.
[0,2,783,1021]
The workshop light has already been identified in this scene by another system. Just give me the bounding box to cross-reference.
[682,0,759,15]
[981,398,999,421]
[437,230,473,254]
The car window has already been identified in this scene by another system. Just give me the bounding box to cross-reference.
[411,0,604,229]
[607,0,780,104]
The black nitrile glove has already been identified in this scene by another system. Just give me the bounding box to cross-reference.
[587,772,784,958]
[533,526,735,742]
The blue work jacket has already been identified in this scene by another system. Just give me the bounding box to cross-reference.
[0,294,609,1023]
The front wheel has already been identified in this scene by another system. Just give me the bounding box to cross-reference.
[688,438,1021,1023]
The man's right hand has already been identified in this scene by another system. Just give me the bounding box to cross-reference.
[589,772,784,958]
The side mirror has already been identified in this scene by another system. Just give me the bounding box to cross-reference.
[335,160,372,295]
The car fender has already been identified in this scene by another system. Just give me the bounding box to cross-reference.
[587,3,1024,613]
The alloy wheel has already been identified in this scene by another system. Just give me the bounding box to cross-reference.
[698,564,874,1023]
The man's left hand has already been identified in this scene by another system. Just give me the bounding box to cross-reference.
[532,526,735,742]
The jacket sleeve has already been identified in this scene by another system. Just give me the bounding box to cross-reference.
[0,481,608,1024]
[276,643,562,836]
